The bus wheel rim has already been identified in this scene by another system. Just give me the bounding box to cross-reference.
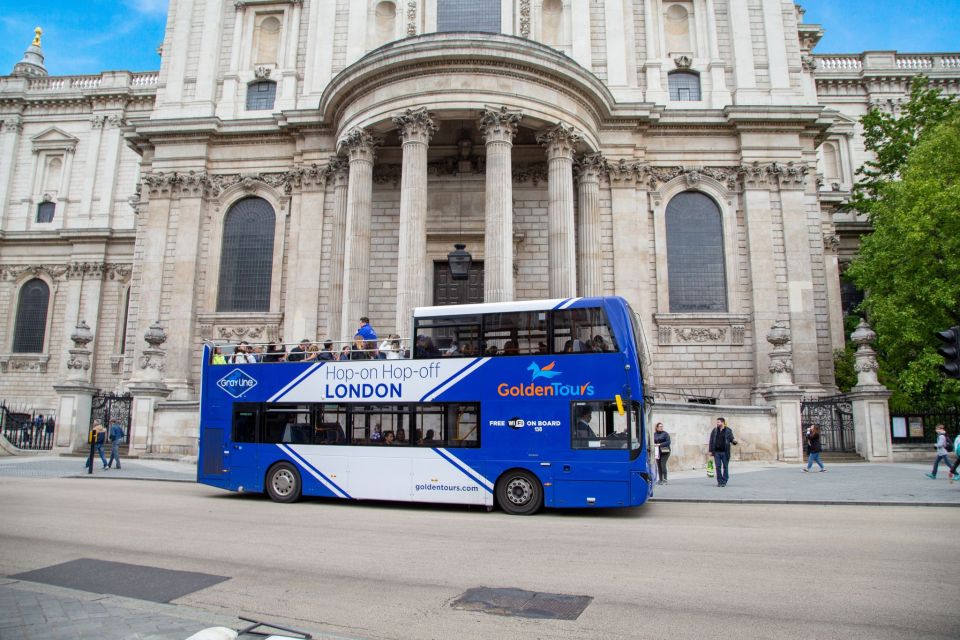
[506,477,532,505]
[273,469,295,495]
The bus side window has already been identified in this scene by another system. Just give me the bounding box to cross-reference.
[570,401,628,449]
[553,308,618,354]
[232,405,258,443]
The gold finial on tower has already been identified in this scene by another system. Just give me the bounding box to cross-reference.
[33,27,42,47]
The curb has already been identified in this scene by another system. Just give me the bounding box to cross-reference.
[70,474,195,484]
[650,498,960,507]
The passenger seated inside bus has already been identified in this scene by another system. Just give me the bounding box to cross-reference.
[503,340,519,355]
[422,429,437,445]
[315,422,344,444]
[396,427,407,443]
[382,430,396,445]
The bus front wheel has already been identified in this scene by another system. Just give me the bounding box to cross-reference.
[496,470,542,515]
[266,462,301,503]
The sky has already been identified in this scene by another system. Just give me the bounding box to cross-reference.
[0,0,958,77]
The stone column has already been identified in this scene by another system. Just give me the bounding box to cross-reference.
[575,153,605,297]
[284,164,328,343]
[52,321,97,452]
[740,165,781,400]
[339,128,379,340]
[478,107,522,303]
[847,319,893,462]
[127,322,172,453]
[761,320,805,462]
[393,108,437,340]
[0,117,23,231]
[327,158,349,340]
[537,124,581,298]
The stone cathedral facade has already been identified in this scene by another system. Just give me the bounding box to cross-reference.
[0,1,958,455]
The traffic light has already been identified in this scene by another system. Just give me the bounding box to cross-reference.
[936,326,960,379]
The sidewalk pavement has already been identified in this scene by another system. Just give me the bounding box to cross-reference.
[1,455,959,506]
[652,460,960,506]
[0,455,196,482]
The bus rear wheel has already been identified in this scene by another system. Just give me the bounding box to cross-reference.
[266,462,301,503]
[496,470,542,515]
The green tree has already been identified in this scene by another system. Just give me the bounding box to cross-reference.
[851,76,960,213]
[846,110,960,407]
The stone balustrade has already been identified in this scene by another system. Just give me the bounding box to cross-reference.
[816,53,960,74]
[0,71,159,95]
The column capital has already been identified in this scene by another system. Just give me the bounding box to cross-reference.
[328,156,349,187]
[392,107,438,145]
[536,123,582,161]
[338,127,380,163]
[478,106,522,144]
[575,152,607,183]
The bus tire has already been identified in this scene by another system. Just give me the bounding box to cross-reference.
[496,469,542,515]
[265,462,301,503]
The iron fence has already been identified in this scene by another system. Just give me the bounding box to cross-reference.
[889,407,960,444]
[0,401,56,450]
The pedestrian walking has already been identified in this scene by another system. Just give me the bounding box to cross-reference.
[85,420,108,471]
[106,420,124,470]
[654,422,671,485]
[708,417,737,487]
[947,432,960,483]
[927,424,952,479]
[803,424,826,472]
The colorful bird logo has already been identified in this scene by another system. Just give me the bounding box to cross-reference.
[528,361,562,381]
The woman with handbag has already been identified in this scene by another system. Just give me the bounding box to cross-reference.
[654,422,671,485]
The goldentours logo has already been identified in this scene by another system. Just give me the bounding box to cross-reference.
[217,368,258,398]
[496,361,594,398]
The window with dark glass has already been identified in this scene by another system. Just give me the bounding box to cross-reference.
[232,404,259,443]
[413,403,479,448]
[414,315,481,357]
[246,80,277,111]
[570,400,629,450]
[481,311,548,356]
[12,278,50,353]
[262,404,314,444]
[120,289,131,354]
[668,71,701,101]
[552,308,618,354]
[216,197,275,312]
[437,0,500,33]
[36,202,55,223]
[351,404,409,444]
[666,191,727,313]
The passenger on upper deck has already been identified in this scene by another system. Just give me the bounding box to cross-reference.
[211,346,226,365]
[263,342,286,363]
[287,338,311,362]
[357,316,377,342]
[318,339,336,361]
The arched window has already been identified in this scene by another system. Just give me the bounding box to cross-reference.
[217,197,276,312]
[437,0,500,34]
[668,71,701,101]
[13,279,50,353]
[666,192,727,313]
[36,201,55,223]
[246,81,277,111]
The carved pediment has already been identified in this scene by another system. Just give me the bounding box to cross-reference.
[31,127,79,153]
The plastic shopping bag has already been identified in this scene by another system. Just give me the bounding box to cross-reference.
[706,457,715,478]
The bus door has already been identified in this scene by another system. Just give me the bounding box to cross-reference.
[226,404,260,492]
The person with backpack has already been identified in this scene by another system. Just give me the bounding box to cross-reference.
[84,420,108,471]
[926,424,952,479]
[803,424,826,472]
[106,420,124,470]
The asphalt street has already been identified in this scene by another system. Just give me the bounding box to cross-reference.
[1,472,959,639]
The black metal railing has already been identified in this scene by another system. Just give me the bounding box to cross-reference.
[889,407,960,444]
[801,395,855,453]
[0,401,56,450]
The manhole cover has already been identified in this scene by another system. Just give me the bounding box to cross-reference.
[451,586,592,620]
[10,558,229,603]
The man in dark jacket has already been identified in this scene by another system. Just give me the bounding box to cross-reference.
[708,417,737,487]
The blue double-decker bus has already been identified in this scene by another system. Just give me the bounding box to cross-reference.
[197,296,653,514]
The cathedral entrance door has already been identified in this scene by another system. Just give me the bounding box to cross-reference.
[433,261,484,306]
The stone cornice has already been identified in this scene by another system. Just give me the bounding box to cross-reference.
[139,163,338,199]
